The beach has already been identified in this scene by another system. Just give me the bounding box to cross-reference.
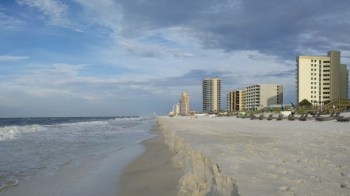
[3,116,348,195]
[142,115,350,196]
[119,131,183,196]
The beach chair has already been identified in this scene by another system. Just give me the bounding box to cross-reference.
[276,114,284,121]
[250,114,258,120]
[313,112,321,119]
[334,112,348,122]
[335,112,341,118]
[336,116,350,122]
[315,112,335,121]
[258,113,265,120]
[288,113,298,121]
[267,114,275,120]
[299,113,308,121]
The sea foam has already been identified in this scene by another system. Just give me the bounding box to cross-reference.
[0,125,47,141]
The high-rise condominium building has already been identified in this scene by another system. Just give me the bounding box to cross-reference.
[179,91,190,115]
[202,78,221,113]
[245,84,283,110]
[296,50,348,105]
[227,90,245,112]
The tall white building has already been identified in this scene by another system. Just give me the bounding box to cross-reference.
[296,50,349,105]
[245,84,283,110]
[202,78,221,113]
[179,91,190,116]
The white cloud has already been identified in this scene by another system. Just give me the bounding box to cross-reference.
[0,55,30,62]
[72,0,122,33]
[168,49,194,57]
[16,0,69,26]
[0,11,25,29]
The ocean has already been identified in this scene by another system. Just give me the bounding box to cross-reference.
[0,116,156,196]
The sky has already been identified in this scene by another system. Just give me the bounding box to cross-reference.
[0,0,350,117]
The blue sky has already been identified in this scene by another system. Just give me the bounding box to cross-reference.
[0,0,349,117]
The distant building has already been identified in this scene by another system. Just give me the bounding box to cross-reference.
[202,78,221,113]
[227,90,245,112]
[179,92,190,115]
[296,50,349,105]
[172,103,180,116]
[245,84,283,110]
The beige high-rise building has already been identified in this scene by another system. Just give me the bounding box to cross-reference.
[245,84,283,110]
[202,78,221,113]
[179,91,190,115]
[227,90,245,112]
[296,50,349,105]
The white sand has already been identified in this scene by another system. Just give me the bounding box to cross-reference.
[159,115,350,196]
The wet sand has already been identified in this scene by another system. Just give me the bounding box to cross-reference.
[118,133,183,196]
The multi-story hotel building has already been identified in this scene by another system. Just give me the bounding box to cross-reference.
[202,78,221,113]
[179,91,190,115]
[245,84,283,110]
[227,90,245,112]
[296,50,348,105]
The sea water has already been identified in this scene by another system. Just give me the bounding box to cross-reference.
[0,116,156,196]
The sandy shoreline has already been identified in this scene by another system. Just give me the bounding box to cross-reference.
[118,131,183,196]
[158,115,350,196]
[118,116,350,195]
